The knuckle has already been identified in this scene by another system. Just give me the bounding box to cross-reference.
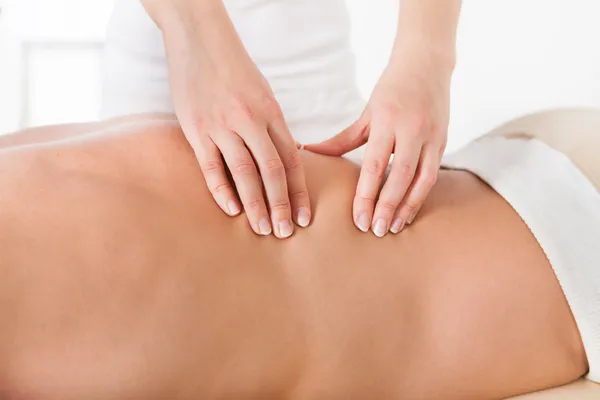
[403,202,419,215]
[430,121,447,137]
[356,193,377,205]
[378,105,398,126]
[189,114,207,131]
[431,134,447,155]
[411,110,429,129]
[359,125,370,141]
[246,198,263,211]
[211,182,233,194]
[264,158,286,178]
[200,159,224,174]
[373,130,395,149]
[439,139,448,154]
[400,113,428,137]
[261,96,284,121]
[365,159,387,178]
[231,157,257,177]
[225,97,255,125]
[377,201,397,213]
[397,162,415,181]
[284,150,303,171]
[289,188,309,201]
[269,199,291,212]
[423,171,438,188]
[377,110,398,127]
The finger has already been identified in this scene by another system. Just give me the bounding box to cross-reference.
[211,131,272,236]
[303,115,369,156]
[238,124,294,239]
[371,134,421,237]
[196,134,241,216]
[353,128,395,233]
[269,117,312,229]
[391,144,440,233]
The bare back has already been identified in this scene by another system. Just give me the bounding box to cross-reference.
[0,119,586,399]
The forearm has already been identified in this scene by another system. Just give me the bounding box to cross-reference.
[141,0,228,27]
[393,0,462,72]
[141,0,250,70]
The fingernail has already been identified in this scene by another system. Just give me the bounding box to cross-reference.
[258,218,272,236]
[356,212,370,233]
[373,219,388,238]
[278,219,293,238]
[390,218,405,234]
[296,207,311,227]
[227,200,241,216]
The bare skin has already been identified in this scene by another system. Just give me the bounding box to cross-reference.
[0,115,588,399]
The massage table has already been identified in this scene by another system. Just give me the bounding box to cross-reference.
[509,379,600,399]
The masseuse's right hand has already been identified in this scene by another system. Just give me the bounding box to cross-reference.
[142,0,311,239]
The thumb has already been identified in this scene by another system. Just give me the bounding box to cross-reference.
[304,117,369,156]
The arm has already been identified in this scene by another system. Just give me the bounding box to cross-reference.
[140,0,248,69]
[392,0,461,70]
[306,0,461,238]
[139,0,312,239]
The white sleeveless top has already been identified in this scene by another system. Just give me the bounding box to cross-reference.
[101,0,365,144]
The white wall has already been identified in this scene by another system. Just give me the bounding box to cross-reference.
[346,0,398,98]
[3,0,600,150]
[347,0,600,150]
[0,0,113,133]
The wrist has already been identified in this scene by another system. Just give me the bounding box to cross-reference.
[390,40,456,78]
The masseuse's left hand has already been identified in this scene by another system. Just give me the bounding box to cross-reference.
[306,47,452,237]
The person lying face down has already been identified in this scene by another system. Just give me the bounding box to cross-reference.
[0,109,598,400]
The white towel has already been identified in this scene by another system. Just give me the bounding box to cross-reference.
[442,136,600,383]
